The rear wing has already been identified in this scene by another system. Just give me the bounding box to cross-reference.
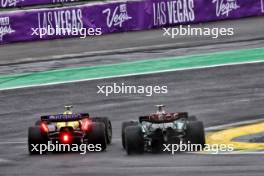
[139,112,188,123]
[41,113,89,122]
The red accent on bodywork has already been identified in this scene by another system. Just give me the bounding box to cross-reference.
[81,118,92,132]
[40,122,49,133]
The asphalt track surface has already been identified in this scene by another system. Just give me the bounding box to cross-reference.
[0,17,264,175]
[1,62,264,176]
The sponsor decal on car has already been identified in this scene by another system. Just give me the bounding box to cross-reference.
[212,0,240,17]
[49,114,82,120]
[0,17,15,41]
[102,4,132,28]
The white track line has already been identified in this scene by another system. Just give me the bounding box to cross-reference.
[0,141,26,144]
[0,158,12,163]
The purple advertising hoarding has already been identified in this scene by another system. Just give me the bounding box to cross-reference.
[0,0,263,45]
[0,0,78,8]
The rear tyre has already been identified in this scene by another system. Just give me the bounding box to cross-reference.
[188,116,197,121]
[35,120,42,126]
[125,126,144,155]
[92,117,112,145]
[88,122,107,151]
[186,121,205,151]
[121,121,139,149]
[28,126,48,155]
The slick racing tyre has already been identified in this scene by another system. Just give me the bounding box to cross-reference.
[151,129,164,153]
[186,121,205,151]
[35,120,42,126]
[92,117,112,145]
[88,122,107,151]
[121,121,139,149]
[188,116,197,121]
[125,125,144,155]
[28,126,48,155]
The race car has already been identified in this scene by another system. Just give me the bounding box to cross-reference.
[122,105,205,155]
[28,106,112,154]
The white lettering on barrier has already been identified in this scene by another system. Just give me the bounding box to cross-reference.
[212,0,240,17]
[1,0,77,7]
[52,0,75,3]
[37,9,83,31]
[102,4,132,28]
[152,0,195,26]
[0,17,15,41]
[261,0,264,13]
[1,0,23,7]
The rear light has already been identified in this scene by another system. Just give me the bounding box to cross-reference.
[40,122,49,133]
[81,119,91,131]
[63,134,69,142]
[59,132,72,144]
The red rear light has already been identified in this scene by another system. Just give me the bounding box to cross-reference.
[59,132,72,144]
[63,134,69,142]
[40,122,49,133]
[81,119,91,131]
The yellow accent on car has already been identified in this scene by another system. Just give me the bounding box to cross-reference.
[56,121,80,130]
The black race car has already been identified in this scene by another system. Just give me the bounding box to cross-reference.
[28,106,112,154]
[122,105,205,155]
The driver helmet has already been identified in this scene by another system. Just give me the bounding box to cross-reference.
[63,105,73,115]
[156,105,165,120]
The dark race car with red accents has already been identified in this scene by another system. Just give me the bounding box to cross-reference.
[28,106,112,154]
[122,105,205,155]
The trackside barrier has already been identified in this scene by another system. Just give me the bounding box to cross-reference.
[0,0,79,8]
[0,0,106,9]
[0,0,263,44]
